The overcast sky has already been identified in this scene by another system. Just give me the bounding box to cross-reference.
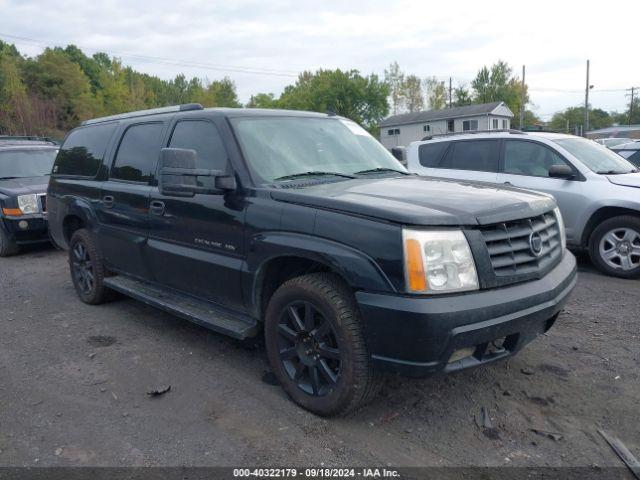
[1,0,638,119]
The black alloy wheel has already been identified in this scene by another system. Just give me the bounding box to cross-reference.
[68,229,111,304]
[265,273,380,416]
[71,240,94,295]
[276,300,341,396]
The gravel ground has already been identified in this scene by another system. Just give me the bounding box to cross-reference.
[0,245,638,473]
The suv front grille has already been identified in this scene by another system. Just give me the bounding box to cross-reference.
[479,211,562,278]
[38,194,47,213]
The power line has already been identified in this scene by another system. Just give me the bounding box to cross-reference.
[0,32,299,78]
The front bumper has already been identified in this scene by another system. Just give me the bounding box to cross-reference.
[1,216,50,244]
[356,251,577,377]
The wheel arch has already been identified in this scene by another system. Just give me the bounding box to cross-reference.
[581,206,640,247]
[246,232,396,319]
[57,199,100,249]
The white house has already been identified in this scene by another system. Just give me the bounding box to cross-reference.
[379,101,514,149]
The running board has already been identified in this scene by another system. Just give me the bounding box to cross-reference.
[104,275,258,339]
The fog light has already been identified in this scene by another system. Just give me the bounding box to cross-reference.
[448,347,475,363]
[18,220,29,230]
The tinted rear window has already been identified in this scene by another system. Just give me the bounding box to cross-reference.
[439,140,499,172]
[418,142,450,167]
[53,123,117,176]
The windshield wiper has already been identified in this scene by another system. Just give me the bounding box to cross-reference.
[0,176,20,180]
[273,171,356,181]
[596,170,632,175]
[353,167,409,175]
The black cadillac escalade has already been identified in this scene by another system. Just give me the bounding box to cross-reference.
[47,104,577,416]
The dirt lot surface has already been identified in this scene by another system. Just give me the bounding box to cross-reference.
[0,246,638,474]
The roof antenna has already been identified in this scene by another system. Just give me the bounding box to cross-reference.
[326,110,337,116]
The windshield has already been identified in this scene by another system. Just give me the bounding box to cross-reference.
[230,116,406,183]
[0,149,58,179]
[553,137,637,174]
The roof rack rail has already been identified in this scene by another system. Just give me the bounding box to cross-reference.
[81,103,204,126]
[420,129,524,141]
[0,135,57,143]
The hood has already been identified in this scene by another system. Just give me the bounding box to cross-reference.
[607,173,640,189]
[270,176,556,226]
[0,176,49,197]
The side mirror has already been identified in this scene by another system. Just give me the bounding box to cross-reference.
[391,146,407,166]
[158,148,236,197]
[548,164,574,179]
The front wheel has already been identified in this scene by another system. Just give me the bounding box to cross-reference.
[589,215,640,279]
[265,273,380,416]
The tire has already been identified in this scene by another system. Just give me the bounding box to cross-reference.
[265,272,380,416]
[68,229,112,304]
[588,215,640,279]
[0,226,19,257]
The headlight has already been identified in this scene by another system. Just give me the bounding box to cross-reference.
[17,194,39,214]
[402,229,479,294]
[553,207,566,251]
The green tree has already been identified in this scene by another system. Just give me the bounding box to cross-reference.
[0,52,29,134]
[612,97,640,126]
[0,40,21,59]
[23,48,99,131]
[521,110,542,128]
[549,107,612,133]
[246,92,278,109]
[96,59,139,115]
[384,61,405,115]
[453,83,472,106]
[424,76,446,110]
[56,45,105,93]
[278,69,389,131]
[403,75,423,112]
[197,77,241,107]
[471,61,528,115]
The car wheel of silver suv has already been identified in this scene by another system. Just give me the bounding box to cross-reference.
[589,215,640,279]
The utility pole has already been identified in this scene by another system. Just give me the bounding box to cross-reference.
[519,65,526,130]
[627,87,637,126]
[584,60,591,137]
[449,77,452,108]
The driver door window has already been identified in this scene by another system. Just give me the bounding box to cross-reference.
[503,140,570,177]
[498,140,584,244]
[168,120,228,189]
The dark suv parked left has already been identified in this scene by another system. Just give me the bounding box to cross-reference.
[0,137,58,256]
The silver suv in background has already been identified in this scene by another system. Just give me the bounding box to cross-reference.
[407,131,640,278]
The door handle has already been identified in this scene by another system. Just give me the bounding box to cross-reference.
[150,200,165,216]
[503,181,512,186]
[102,195,114,208]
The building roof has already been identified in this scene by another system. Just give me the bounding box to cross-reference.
[379,102,512,127]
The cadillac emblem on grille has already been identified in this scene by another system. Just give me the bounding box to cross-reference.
[529,232,544,257]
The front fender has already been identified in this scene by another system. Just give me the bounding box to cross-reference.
[576,199,640,247]
[244,232,397,315]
